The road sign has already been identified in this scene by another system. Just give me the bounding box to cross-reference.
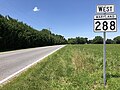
[94,14,117,32]
[94,4,117,87]
[97,5,114,13]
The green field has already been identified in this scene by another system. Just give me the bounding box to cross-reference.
[0,45,120,90]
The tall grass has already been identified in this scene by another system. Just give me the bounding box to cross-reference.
[0,45,120,90]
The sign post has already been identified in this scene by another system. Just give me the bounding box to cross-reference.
[103,31,106,86]
[94,5,117,87]
[103,12,107,87]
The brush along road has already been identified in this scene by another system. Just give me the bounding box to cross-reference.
[0,45,65,84]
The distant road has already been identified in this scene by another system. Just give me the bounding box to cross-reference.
[0,45,65,84]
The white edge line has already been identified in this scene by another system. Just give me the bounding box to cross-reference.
[0,45,66,84]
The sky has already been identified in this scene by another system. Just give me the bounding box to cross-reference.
[0,0,120,39]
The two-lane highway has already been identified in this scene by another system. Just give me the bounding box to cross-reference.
[0,45,65,84]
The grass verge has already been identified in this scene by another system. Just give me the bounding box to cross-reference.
[0,45,120,90]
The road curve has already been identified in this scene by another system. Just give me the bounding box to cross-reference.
[0,45,65,84]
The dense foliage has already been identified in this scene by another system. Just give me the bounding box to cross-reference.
[68,37,88,44]
[92,36,103,44]
[68,36,120,44]
[113,36,120,44]
[0,15,67,51]
[0,14,120,51]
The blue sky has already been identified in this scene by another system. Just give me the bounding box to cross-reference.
[0,0,120,39]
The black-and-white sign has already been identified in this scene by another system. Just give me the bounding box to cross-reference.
[94,4,117,87]
[97,5,114,13]
[94,14,117,32]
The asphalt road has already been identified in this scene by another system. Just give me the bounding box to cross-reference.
[0,45,65,84]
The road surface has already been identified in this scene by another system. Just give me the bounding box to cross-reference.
[0,45,65,84]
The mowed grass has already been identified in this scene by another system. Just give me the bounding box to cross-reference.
[0,45,120,90]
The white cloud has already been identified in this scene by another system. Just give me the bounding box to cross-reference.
[33,7,40,12]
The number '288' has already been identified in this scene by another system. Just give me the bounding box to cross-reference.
[95,21,115,31]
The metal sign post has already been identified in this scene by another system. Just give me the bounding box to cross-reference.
[103,31,106,86]
[94,4,117,87]
[103,12,107,87]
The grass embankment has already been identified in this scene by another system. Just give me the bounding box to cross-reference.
[0,45,120,90]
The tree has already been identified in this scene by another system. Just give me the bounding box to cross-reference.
[106,39,114,44]
[0,14,67,51]
[68,37,88,44]
[113,36,120,44]
[76,37,87,44]
[92,36,103,44]
[68,38,76,44]
[88,40,93,44]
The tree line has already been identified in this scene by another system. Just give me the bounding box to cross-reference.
[0,15,67,51]
[0,14,120,51]
[68,36,120,44]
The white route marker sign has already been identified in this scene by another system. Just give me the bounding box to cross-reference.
[97,5,114,13]
[94,4,117,87]
[94,14,117,32]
